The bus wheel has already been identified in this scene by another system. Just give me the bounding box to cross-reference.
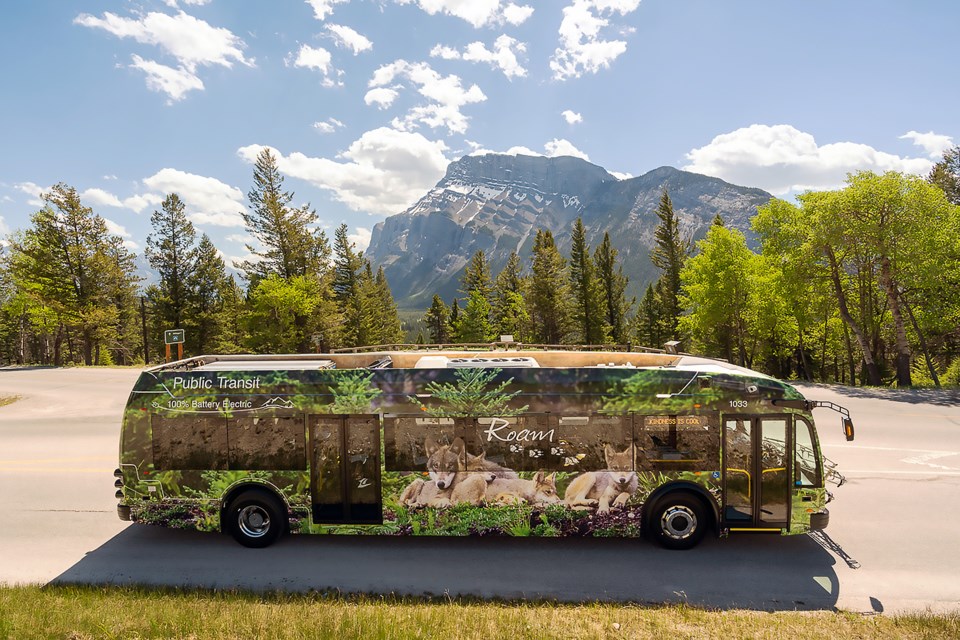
[649,494,707,550]
[226,489,285,548]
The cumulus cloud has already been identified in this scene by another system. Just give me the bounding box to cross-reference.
[130,55,204,103]
[306,0,349,21]
[163,0,211,7]
[237,127,450,215]
[550,0,641,81]
[313,117,345,134]
[288,44,341,87]
[75,9,252,101]
[899,130,954,159]
[141,168,246,226]
[432,35,527,79]
[609,170,632,180]
[81,188,124,208]
[364,87,400,109]
[103,217,139,250]
[468,138,589,161]
[15,182,46,207]
[348,226,373,251]
[368,60,485,134]
[684,124,935,195]
[327,24,372,54]
[396,0,534,28]
[562,109,582,124]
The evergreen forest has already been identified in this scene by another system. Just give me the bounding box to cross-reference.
[2,147,959,388]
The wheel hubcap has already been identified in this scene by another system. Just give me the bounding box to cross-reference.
[238,505,270,538]
[661,505,697,540]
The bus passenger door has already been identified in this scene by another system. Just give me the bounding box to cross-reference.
[309,414,382,525]
[722,415,790,529]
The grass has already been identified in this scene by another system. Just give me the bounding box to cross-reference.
[0,585,957,640]
[0,395,20,408]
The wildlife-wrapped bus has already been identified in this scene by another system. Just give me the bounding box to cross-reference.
[114,347,853,549]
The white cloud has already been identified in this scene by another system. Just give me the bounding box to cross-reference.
[544,138,589,160]
[226,233,255,245]
[430,44,460,60]
[141,168,246,226]
[562,109,582,124]
[103,217,139,250]
[396,0,534,28]
[164,0,212,7]
[684,124,935,195]
[15,182,46,207]
[81,188,125,208]
[122,193,165,214]
[348,226,372,252]
[899,130,954,159]
[550,0,641,81]
[364,87,400,109]
[368,60,486,134]
[306,0,349,21]
[288,44,341,86]
[75,9,251,101]
[0,216,10,237]
[609,171,632,180]
[327,24,372,54]
[313,118,346,134]
[237,127,450,215]
[75,10,252,73]
[468,138,589,161]
[460,35,527,79]
[130,55,204,102]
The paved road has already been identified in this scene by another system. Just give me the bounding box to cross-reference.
[1,368,958,612]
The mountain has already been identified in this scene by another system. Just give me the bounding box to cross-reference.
[365,154,773,308]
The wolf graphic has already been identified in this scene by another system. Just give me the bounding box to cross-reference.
[486,471,561,506]
[398,436,488,508]
[466,450,519,482]
[564,444,638,513]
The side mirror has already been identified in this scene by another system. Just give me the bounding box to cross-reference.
[843,417,855,441]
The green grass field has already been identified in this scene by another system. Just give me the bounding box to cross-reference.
[0,585,956,640]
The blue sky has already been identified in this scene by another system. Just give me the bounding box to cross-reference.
[0,0,956,270]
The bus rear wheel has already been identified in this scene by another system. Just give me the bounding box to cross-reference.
[649,493,707,550]
[226,489,286,548]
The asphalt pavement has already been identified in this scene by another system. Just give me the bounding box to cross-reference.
[0,367,958,613]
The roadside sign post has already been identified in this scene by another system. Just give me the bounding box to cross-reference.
[164,329,185,362]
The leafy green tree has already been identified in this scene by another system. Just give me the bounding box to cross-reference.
[928,145,960,205]
[594,232,631,344]
[245,274,326,353]
[528,229,571,344]
[8,183,137,365]
[568,218,608,344]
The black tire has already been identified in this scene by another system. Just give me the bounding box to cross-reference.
[226,489,286,548]
[648,493,708,550]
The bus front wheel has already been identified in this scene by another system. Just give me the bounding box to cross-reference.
[649,493,707,550]
[226,489,286,548]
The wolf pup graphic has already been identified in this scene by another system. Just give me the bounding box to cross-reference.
[486,471,561,506]
[564,444,638,513]
[399,436,488,508]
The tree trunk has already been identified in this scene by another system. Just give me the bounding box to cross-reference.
[901,291,940,388]
[826,248,882,385]
[83,328,93,366]
[879,256,912,387]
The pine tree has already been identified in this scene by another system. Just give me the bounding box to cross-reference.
[449,298,461,341]
[332,224,368,347]
[568,218,607,344]
[187,234,231,355]
[145,193,197,354]
[650,188,689,339]
[372,266,404,345]
[927,145,960,205]
[461,250,493,300]
[635,283,661,348]
[594,232,631,344]
[457,289,495,342]
[237,148,325,281]
[423,295,451,343]
[492,252,529,341]
[528,229,571,344]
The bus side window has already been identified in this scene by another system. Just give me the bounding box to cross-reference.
[152,415,227,470]
[794,417,822,487]
[639,415,717,471]
[384,416,462,472]
[228,415,306,470]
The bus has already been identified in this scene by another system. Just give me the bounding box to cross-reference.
[114,346,854,549]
